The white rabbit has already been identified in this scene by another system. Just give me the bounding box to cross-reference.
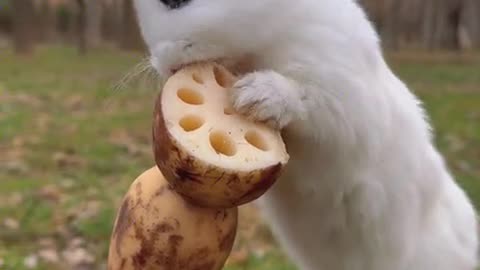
[133,0,479,269]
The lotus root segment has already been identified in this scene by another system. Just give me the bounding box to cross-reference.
[152,62,290,208]
[107,166,238,270]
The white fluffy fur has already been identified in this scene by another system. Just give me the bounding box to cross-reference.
[133,0,479,269]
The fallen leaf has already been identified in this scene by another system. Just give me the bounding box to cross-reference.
[4,217,20,230]
[38,185,62,203]
[62,247,95,266]
[86,187,99,197]
[12,137,26,148]
[36,113,51,131]
[24,254,38,269]
[225,248,249,266]
[55,224,71,239]
[65,95,86,112]
[457,160,472,172]
[71,201,101,221]
[2,142,26,162]
[38,237,57,248]
[237,204,262,240]
[14,93,43,108]
[445,134,465,153]
[233,204,279,257]
[467,113,478,120]
[38,248,60,263]
[1,160,29,174]
[27,135,41,145]
[72,265,95,270]
[53,151,86,168]
[60,179,75,189]
[64,124,79,135]
[109,129,149,156]
[8,192,23,205]
[250,243,274,259]
[69,237,85,248]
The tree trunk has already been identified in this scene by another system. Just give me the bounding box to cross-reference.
[371,0,426,50]
[38,0,57,42]
[101,0,118,42]
[359,0,388,33]
[0,1,13,35]
[422,0,462,50]
[85,0,102,48]
[56,2,74,43]
[12,0,36,55]
[360,0,480,50]
[76,0,87,54]
[119,0,145,51]
[458,0,480,49]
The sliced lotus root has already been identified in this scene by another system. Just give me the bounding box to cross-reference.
[152,62,289,208]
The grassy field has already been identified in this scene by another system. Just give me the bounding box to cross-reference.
[0,46,479,270]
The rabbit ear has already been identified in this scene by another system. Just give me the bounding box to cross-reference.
[159,0,192,9]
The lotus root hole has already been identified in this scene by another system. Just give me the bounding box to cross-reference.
[213,66,231,88]
[245,130,269,151]
[179,115,204,132]
[177,88,204,105]
[192,73,204,84]
[224,107,235,115]
[210,131,237,156]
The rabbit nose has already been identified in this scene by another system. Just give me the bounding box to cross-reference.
[159,0,192,9]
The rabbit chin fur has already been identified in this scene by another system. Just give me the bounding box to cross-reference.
[134,0,479,269]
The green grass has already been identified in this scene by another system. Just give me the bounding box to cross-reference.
[0,46,479,270]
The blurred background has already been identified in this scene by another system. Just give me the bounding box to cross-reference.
[0,0,479,269]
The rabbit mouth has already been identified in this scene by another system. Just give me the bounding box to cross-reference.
[168,54,256,77]
[169,58,222,74]
[217,54,257,76]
